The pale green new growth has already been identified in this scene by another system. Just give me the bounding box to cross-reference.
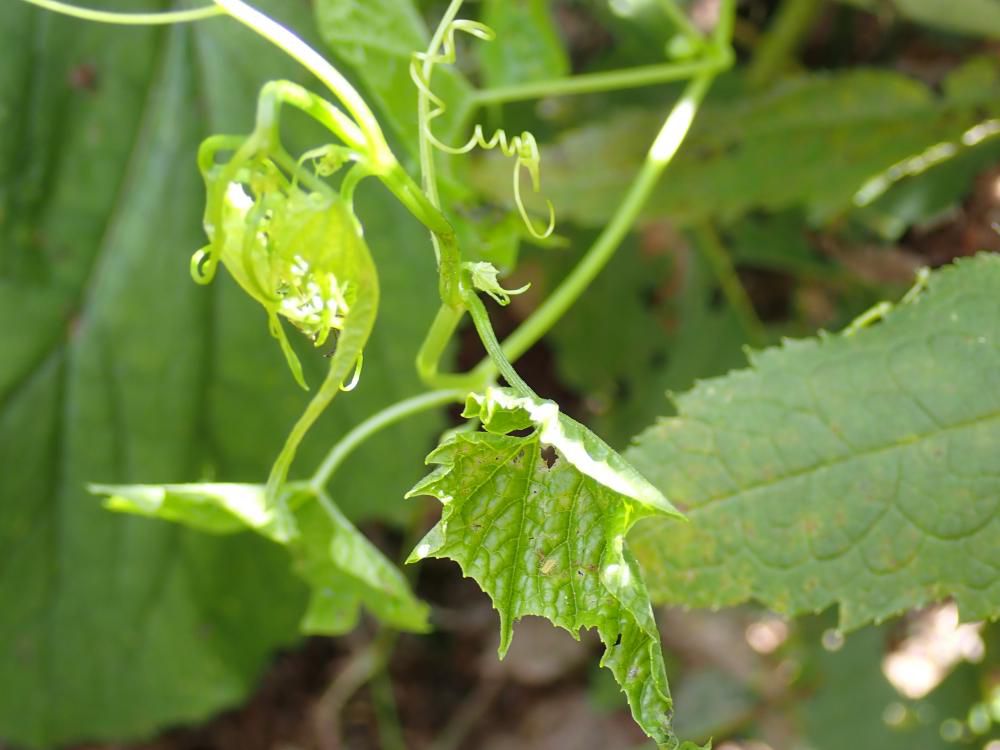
[407,389,696,749]
[464,262,529,306]
[628,254,1000,630]
[93,483,429,635]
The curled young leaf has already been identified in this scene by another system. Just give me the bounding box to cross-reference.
[194,133,374,390]
[92,482,429,635]
[463,261,529,305]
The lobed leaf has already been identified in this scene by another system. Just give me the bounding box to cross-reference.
[627,253,1000,630]
[408,388,697,749]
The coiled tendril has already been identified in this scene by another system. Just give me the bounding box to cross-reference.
[410,19,555,240]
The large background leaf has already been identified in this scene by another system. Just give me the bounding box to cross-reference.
[839,0,1000,38]
[472,60,1000,227]
[627,254,1000,630]
[0,2,441,745]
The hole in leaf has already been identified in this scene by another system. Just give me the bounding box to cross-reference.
[540,446,557,468]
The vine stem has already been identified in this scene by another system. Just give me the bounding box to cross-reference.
[416,0,468,307]
[310,389,467,491]
[418,0,466,209]
[690,222,767,346]
[657,0,706,44]
[217,0,461,306]
[472,54,729,106]
[464,290,536,399]
[416,304,487,391]
[20,0,223,24]
[746,0,824,87]
[476,71,718,376]
[212,0,390,166]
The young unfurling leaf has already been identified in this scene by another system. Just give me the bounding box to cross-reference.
[92,482,429,635]
[407,388,697,749]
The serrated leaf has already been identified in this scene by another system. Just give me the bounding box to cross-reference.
[627,253,1000,631]
[472,61,1000,227]
[463,388,682,516]
[0,3,443,745]
[95,483,429,635]
[407,388,691,748]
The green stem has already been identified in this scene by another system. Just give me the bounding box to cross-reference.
[416,304,486,391]
[20,0,223,24]
[310,388,466,491]
[464,289,535,398]
[378,164,463,309]
[419,0,467,207]
[371,668,406,750]
[656,0,706,44]
[213,0,392,165]
[253,79,367,156]
[266,234,379,505]
[416,0,468,307]
[690,222,767,346]
[480,72,716,374]
[472,54,729,106]
[217,0,462,304]
[746,0,824,88]
[312,627,399,750]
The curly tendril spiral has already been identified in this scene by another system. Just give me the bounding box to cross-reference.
[410,19,555,240]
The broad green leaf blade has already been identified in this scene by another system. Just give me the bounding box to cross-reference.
[313,0,472,158]
[0,3,442,746]
[478,0,569,87]
[627,253,1000,631]
[407,390,692,748]
[295,491,429,634]
[472,61,1000,227]
[96,483,430,635]
[839,0,1000,38]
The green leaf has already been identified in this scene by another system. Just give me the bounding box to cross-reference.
[94,483,430,635]
[544,233,751,446]
[838,0,1000,38]
[463,388,682,516]
[313,0,472,158]
[478,0,570,87]
[0,3,442,745]
[796,617,982,750]
[472,61,1000,227]
[407,388,690,748]
[627,253,1000,631]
